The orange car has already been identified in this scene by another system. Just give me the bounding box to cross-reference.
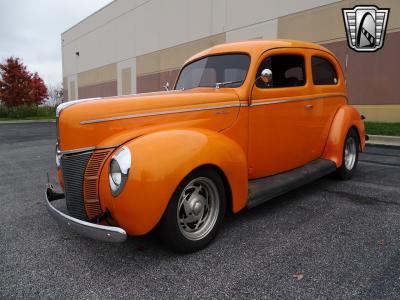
[46,40,366,252]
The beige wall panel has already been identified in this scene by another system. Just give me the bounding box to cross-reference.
[77,63,117,88]
[383,0,400,31]
[136,33,225,76]
[278,0,400,43]
[121,67,131,95]
[354,105,400,122]
[278,1,349,43]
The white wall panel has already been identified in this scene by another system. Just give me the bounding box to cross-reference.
[224,0,340,32]
[67,74,78,100]
[117,58,137,95]
[62,0,149,44]
[62,0,341,77]
[211,0,227,34]
[226,19,278,42]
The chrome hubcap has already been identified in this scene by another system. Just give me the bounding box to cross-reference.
[344,137,357,170]
[177,177,219,241]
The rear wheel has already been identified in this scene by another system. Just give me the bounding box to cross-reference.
[158,167,226,253]
[335,128,359,180]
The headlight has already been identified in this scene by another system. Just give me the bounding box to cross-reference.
[109,146,131,197]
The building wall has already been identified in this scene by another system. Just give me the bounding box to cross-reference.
[277,0,400,121]
[61,0,400,122]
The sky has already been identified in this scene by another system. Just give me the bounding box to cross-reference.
[0,0,113,87]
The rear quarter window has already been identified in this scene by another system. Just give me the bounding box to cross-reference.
[311,56,338,85]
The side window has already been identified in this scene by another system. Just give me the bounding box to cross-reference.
[312,56,338,85]
[256,55,305,88]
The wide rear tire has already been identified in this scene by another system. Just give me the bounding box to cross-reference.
[158,167,226,253]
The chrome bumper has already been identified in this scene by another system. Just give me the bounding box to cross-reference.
[45,185,127,243]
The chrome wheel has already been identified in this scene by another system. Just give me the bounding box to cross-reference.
[177,177,220,241]
[344,137,357,170]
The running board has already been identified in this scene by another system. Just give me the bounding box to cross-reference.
[247,159,336,208]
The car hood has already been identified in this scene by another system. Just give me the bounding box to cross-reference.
[57,88,241,151]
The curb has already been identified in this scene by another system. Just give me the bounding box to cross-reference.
[366,134,400,148]
[0,119,56,124]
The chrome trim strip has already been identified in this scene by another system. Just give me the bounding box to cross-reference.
[250,98,312,106]
[80,103,241,125]
[249,93,347,107]
[45,189,127,243]
[78,93,346,124]
[60,145,116,156]
[251,97,311,107]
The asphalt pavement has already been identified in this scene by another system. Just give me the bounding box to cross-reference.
[1,122,400,299]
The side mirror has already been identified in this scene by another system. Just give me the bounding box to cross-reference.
[259,69,272,84]
[250,68,273,105]
[162,82,170,91]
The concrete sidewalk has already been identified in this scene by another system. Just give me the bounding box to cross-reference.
[367,134,400,147]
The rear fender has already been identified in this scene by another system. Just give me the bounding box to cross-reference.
[322,105,366,167]
[100,129,248,235]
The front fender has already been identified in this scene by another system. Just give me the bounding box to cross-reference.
[322,105,366,167]
[99,129,248,236]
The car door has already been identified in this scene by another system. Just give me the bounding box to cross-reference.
[309,52,347,156]
[248,48,317,179]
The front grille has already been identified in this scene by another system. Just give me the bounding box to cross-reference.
[61,148,113,221]
[61,152,92,220]
[83,149,112,219]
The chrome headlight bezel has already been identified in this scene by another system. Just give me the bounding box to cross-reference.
[55,143,61,169]
[109,146,131,197]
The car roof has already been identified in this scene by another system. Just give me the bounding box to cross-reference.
[185,39,335,64]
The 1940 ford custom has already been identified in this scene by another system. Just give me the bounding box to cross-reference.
[46,40,366,252]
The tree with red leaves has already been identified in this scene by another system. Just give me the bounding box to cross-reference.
[29,72,48,105]
[0,57,48,107]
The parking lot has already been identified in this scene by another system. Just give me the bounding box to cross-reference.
[1,122,400,299]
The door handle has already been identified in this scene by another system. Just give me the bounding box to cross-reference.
[304,104,313,109]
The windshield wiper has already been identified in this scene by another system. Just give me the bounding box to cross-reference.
[215,80,243,89]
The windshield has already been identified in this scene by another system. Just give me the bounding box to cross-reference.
[175,54,250,90]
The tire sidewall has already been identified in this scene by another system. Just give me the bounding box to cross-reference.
[337,128,359,179]
[159,167,226,253]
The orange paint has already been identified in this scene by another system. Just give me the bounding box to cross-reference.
[57,40,365,235]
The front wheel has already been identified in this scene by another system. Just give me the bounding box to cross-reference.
[158,167,226,253]
[335,128,359,180]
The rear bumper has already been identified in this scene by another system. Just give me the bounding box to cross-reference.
[45,185,127,243]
